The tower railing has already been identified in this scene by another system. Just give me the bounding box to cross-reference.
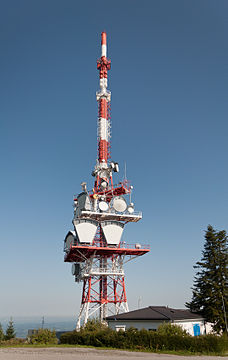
[65,240,150,251]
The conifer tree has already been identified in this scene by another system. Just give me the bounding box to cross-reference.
[186,225,228,333]
[5,318,16,340]
[0,323,4,342]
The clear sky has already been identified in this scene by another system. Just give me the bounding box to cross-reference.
[0,0,227,318]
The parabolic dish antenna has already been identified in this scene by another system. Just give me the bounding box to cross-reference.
[99,201,109,212]
[113,196,127,212]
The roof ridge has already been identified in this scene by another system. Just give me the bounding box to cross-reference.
[149,306,171,320]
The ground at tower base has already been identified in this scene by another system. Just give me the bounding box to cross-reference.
[0,347,225,360]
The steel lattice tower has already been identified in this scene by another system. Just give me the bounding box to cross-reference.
[64,32,150,330]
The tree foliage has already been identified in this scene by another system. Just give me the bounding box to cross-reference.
[5,318,16,340]
[0,323,4,342]
[186,225,228,333]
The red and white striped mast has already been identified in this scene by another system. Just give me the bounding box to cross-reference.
[64,32,150,330]
[97,32,110,164]
[94,31,112,192]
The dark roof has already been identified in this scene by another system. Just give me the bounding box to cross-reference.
[106,306,203,321]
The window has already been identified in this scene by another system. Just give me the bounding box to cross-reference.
[115,325,126,332]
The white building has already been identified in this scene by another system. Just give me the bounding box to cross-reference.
[106,306,213,336]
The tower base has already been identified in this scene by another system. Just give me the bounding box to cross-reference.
[76,271,129,331]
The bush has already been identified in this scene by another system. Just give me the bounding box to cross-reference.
[60,327,228,354]
[84,318,107,332]
[157,323,188,337]
[3,338,27,346]
[29,329,58,345]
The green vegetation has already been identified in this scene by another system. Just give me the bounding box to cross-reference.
[157,323,188,337]
[1,318,16,341]
[0,319,22,345]
[29,329,58,345]
[186,225,228,333]
[0,338,27,346]
[84,318,107,332]
[0,324,4,342]
[0,320,227,355]
[0,322,57,346]
[60,324,228,355]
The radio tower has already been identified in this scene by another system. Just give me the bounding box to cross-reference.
[64,32,150,330]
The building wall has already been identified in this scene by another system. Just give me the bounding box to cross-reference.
[108,320,166,331]
[108,319,213,335]
[174,320,204,336]
[174,320,213,336]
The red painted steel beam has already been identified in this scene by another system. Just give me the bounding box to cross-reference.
[64,246,150,263]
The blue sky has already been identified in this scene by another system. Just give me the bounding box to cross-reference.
[0,0,227,317]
